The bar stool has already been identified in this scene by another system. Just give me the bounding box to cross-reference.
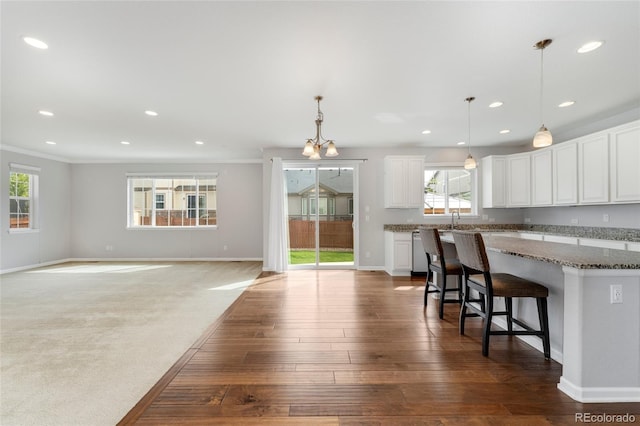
[419,228,464,319]
[452,231,551,359]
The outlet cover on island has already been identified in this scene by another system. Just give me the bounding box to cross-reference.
[570,218,579,225]
[524,218,531,223]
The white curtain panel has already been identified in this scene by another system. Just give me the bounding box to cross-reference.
[265,157,289,272]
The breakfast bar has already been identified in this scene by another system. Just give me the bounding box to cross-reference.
[438,233,640,403]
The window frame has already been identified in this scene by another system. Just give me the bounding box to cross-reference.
[423,164,478,217]
[126,174,217,229]
[8,163,40,233]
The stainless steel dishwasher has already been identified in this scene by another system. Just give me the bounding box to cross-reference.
[411,231,429,276]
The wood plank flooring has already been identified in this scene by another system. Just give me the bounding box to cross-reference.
[119,270,640,425]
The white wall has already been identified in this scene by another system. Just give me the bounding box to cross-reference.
[523,203,640,229]
[70,163,263,260]
[1,149,72,272]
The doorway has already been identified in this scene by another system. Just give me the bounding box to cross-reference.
[284,165,356,269]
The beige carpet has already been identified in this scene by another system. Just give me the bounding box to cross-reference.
[0,261,262,426]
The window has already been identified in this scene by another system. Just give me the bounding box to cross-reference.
[127,175,217,228]
[424,168,476,215]
[9,164,39,230]
[155,194,166,210]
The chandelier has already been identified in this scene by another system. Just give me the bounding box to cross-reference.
[302,95,338,160]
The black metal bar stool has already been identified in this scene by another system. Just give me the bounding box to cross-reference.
[419,228,464,319]
[452,231,551,359]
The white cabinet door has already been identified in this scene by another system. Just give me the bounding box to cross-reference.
[610,121,640,202]
[384,156,424,208]
[481,156,507,208]
[384,231,412,276]
[531,149,553,206]
[507,153,531,207]
[553,142,578,205]
[579,133,609,204]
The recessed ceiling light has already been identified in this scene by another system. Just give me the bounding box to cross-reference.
[578,41,603,53]
[145,110,158,116]
[23,36,48,49]
[457,141,466,145]
[489,101,503,108]
[558,101,576,108]
[38,110,54,117]
[195,140,204,145]
[45,140,56,145]
[421,130,431,135]
[120,141,130,145]
[499,129,511,134]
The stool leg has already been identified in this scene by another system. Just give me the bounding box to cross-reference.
[438,272,446,319]
[482,294,493,357]
[424,269,432,307]
[505,297,513,332]
[457,274,463,304]
[459,279,470,335]
[537,297,551,359]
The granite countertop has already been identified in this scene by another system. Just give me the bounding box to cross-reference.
[383,224,640,243]
[439,232,640,270]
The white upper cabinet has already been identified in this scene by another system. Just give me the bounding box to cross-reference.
[610,121,640,203]
[384,156,424,208]
[578,133,609,204]
[507,153,531,207]
[531,149,553,206]
[553,141,578,205]
[481,155,507,208]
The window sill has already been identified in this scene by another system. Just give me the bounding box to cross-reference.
[126,226,218,230]
[8,228,39,234]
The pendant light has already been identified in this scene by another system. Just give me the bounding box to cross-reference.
[464,96,476,170]
[533,39,553,148]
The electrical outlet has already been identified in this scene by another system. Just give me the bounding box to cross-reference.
[610,285,623,304]
[524,217,531,223]
[223,245,228,251]
[482,214,488,220]
[603,214,610,223]
[570,218,579,225]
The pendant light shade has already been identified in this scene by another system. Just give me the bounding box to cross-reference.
[533,39,553,148]
[464,96,477,170]
[533,125,553,148]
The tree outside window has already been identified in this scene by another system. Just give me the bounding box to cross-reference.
[9,172,33,229]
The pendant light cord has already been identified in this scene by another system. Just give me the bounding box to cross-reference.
[539,46,545,125]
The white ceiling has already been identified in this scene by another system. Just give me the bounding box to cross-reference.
[2,1,639,162]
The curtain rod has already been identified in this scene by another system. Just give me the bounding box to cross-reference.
[270,158,367,163]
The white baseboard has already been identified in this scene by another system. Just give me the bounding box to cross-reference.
[1,257,264,275]
[558,377,640,403]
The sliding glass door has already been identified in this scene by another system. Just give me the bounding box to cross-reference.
[284,165,355,269]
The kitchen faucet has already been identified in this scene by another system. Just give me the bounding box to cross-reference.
[451,211,460,230]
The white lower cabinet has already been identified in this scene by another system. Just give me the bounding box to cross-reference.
[578,238,626,250]
[384,231,412,276]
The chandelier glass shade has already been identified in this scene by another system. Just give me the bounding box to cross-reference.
[533,39,553,148]
[302,96,338,159]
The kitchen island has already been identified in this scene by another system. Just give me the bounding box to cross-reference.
[439,232,640,403]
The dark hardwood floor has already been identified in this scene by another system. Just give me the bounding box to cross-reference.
[119,270,640,425]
